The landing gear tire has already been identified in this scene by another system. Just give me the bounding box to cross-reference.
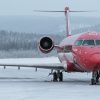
[53,72,57,82]
[91,79,96,85]
[53,71,63,82]
[91,71,100,85]
[96,72,99,83]
[58,72,63,82]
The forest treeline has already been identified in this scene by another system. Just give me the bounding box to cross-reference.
[0,24,100,51]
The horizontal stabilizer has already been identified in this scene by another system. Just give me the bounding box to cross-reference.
[34,7,97,37]
[34,10,96,13]
[34,10,64,12]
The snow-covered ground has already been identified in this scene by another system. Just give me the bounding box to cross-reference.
[0,58,99,100]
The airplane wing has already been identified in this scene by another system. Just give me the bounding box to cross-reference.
[0,57,64,70]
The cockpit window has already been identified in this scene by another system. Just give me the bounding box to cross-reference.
[82,40,95,46]
[96,40,100,45]
[75,40,83,46]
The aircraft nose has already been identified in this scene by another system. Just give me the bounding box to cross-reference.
[90,54,100,63]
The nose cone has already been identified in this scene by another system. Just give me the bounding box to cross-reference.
[90,54,100,71]
[90,54,100,63]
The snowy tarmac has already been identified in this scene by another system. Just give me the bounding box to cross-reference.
[0,68,99,100]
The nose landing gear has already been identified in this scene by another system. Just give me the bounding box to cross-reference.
[91,71,100,85]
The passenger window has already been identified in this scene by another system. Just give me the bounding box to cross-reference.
[75,40,83,46]
[63,45,72,53]
[82,40,95,46]
[96,40,100,45]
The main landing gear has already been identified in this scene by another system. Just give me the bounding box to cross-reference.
[91,71,100,85]
[52,70,63,82]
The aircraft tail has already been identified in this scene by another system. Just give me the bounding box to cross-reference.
[34,7,95,37]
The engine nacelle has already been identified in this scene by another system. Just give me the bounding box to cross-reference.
[39,37,54,53]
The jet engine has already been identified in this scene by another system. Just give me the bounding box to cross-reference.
[39,37,54,53]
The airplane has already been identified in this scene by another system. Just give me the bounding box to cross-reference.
[0,6,100,85]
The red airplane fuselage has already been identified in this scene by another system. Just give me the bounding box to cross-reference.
[38,6,100,84]
[58,32,100,72]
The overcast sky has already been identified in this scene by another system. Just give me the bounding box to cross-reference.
[0,0,100,17]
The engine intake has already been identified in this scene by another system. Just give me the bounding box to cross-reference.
[39,37,54,53]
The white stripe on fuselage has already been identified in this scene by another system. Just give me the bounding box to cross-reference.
[58,53,73,63]
[58,52,73,70]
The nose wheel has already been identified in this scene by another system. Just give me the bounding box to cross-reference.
[91,71,100,85]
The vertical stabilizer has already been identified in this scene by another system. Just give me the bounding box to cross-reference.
[64,7,71,37]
